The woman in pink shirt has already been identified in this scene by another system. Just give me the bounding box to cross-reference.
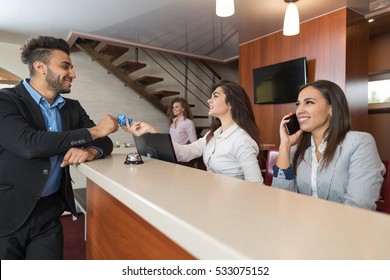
[168,97,197,144]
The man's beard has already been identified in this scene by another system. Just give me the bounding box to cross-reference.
[46,67,71,94]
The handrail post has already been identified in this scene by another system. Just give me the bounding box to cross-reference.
[184,58,188,100]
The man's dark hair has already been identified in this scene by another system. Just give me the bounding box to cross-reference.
[19,36,70,76]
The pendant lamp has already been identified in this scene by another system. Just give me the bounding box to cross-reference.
[283,0,300,36]
[216,0,235,17]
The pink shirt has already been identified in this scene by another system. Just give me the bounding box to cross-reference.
[169,117,197,144]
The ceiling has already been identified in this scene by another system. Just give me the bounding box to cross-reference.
[1,0,390,62]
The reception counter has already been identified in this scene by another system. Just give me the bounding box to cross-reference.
[75,153,390,259]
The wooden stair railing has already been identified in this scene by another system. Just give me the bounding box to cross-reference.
[0,67,22,85]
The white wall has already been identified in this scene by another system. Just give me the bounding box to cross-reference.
[0,42,29,78]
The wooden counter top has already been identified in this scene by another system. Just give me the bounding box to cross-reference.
[75,153,390,259]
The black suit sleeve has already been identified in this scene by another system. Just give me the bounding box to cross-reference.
[63,98,113,157]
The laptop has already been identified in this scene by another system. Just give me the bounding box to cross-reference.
[133,133,178,163]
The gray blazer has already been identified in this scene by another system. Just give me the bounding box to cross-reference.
[272,131,385,210]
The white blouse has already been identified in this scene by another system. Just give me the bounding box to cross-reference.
[173,123,263,183]
[169,117,197,144]
[310,135,327,198]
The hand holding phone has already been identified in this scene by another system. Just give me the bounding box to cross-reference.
[284,113,300,135]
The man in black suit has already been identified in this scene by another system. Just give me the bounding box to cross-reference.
[0,36,118,259]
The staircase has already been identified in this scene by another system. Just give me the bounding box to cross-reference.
[74,38,226,136]
[75,39,173,113]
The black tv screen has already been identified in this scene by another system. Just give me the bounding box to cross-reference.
[253,57,307,104]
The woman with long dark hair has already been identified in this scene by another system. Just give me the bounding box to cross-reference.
[272,80,385,209]
[124,80,264,183]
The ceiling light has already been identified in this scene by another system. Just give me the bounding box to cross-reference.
[283,0,300,36]
[216,0,235,17]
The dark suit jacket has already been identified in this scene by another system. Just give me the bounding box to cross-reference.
[0,81,113,236]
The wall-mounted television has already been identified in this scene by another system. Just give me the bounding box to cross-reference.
[253,57,307,104]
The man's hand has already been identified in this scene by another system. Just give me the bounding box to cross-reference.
[89,114,119,140]
[61,147,99,167]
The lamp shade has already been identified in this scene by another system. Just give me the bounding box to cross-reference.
[283,2,300,36]
[216,0,235,17]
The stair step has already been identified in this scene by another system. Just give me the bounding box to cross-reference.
[195,126,210,131]
[152,90,180,100]
[117,61,147,74]
[99,44,129,62]
[89,40,100,49]
[193,115,209,119]
[134,76,164,87]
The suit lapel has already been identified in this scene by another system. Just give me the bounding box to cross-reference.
[15,82,46,130]
[60,104,71,131]
[318,144,342,199]
[299,149,313,195]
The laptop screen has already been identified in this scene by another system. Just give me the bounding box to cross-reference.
[133,133,177,163]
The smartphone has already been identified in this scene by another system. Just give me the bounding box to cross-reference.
[284,114,300,135]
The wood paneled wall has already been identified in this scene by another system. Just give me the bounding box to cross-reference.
[86,179,195,260]
[369,33,390,75]
[239,8,369,146]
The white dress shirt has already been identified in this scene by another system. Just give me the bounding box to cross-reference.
[173,123,263,183]
[310,135,327,198]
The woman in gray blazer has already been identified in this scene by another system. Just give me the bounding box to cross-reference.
[272,80,385,210]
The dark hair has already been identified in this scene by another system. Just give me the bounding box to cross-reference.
[293,80,352,171]
[19,36,70,76]
[167,97,193,124]
[206,80,262,150]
